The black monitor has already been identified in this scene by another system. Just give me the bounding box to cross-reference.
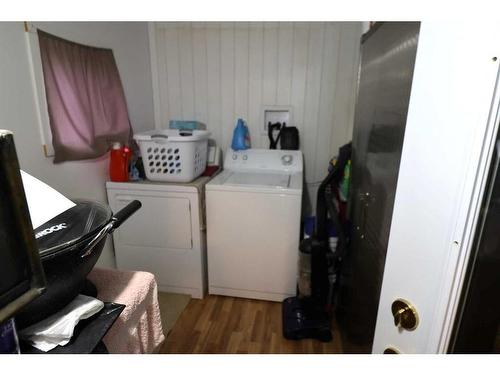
[0,130,46,324]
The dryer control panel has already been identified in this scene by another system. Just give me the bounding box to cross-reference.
[224,149,303,173]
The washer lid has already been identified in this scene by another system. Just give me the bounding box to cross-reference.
[223,172,291,189]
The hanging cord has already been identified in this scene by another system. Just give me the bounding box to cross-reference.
[268,122,282,149]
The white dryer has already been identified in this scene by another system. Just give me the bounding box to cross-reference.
[206,149,303,302]
[106,177,213,299]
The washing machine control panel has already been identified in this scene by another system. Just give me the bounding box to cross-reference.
[225,149,303,173]
[281,154,293,166]
[231,153,249,161]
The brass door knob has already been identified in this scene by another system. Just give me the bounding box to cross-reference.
[383,347,401,354]
[391,299,419,331]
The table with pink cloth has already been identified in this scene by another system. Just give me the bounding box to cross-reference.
[87,267,165,354]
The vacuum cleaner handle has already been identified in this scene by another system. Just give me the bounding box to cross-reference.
[315,142,352,240]
[315,168,336,240]
[111,200,142,230]
[325,187,346,258]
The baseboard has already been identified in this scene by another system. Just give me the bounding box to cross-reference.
[209,286,293,302]
[157,284,204,299]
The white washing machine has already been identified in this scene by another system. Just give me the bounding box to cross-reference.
[206,149,303,301]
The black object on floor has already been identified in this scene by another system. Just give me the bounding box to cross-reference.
[282,297,332,342]
[20,302,124,354]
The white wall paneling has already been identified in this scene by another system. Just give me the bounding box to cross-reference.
[151,22,362,213]
[220,23,236,149]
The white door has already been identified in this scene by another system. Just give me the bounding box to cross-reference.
[370,22,500,353]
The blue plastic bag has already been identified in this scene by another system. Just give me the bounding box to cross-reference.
[231,118,251,151]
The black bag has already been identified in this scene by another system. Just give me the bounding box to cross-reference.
[280,125,299,150]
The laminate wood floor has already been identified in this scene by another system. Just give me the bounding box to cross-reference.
[161,295,343,354]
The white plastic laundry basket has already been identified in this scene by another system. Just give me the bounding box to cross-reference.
[134,129,210,183]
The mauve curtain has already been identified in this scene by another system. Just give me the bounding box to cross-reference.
[37,30,131,163]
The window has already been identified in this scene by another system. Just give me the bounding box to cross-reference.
[27,26,132,163]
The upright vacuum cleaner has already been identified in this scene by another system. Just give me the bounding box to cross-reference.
[282,143,351,342]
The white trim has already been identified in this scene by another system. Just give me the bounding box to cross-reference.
[434,68,500,353]
[148,22,162,130]
[208,286,293,302]
[24,22,54,158]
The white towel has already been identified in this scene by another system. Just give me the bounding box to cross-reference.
[19,294,104,352]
